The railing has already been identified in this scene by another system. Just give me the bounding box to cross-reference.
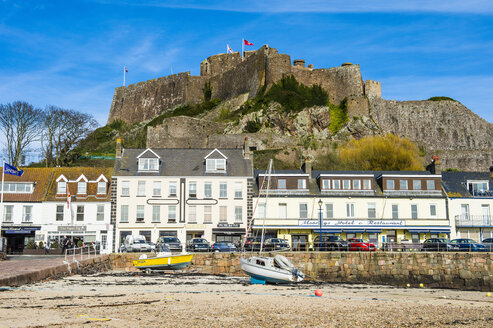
[64,245,99,261]
[259,189,309,195]
[455,215,492,227]
[469,190,493,197]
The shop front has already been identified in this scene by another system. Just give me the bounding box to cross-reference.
[212,224,246,246]
[1,225,41,254]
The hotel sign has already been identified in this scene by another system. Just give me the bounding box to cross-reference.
[217,223,240,228]
[57,226,87,232]
[298,220,405,227]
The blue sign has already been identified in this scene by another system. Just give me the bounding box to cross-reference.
[4,163,23,177]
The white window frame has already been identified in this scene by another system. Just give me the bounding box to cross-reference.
[413,180,422,190]
[411,204,418,219]
[120,205,129,223]
[363,179,371,190]
[386,179,395,190]
[137,181,146,196]
[169,181,177,196]
[168,205,177,222]
[96,204,105,221]
[188,205,197,222]
[353,180,361,190]
[204,206,212,223]
[3,205,13,222]
[346,203,355,218]
[56,205,64,221]
[204,182,212,198]
[219,206,227,222]
[392,204,399,219]
[277,179,286,190]
[299,203,308,219]
[189,182,197,198]
[322,179,330,190]
[343,180,351,190]
[368,203,376,219]
[278,203,287,219]
[257,203,266,219]
[152,205,160,222]
[234,182,242,198]
[58,181,67,194]
[77,182,87,194]
[206,158,226,172]
[23,205,33,222]
[153,181,161,197]
[297,179,306,189]
[399,179,408,190]
[219,183,227,198]
[326,203,333,219]
[235,206,243,223]
[136,205,145,222]
[97,182,106,194]
[332,180,341,190]
[76,205,84,221]
[121,181,130,196]
[429,204,437,218]
[138,158,159,171]
[426,180,435,190]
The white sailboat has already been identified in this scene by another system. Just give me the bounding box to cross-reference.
[239,159,305,284]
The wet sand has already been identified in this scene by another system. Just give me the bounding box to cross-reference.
[0,271,492,327]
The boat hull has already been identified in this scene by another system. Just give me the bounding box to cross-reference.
[239,257,303,284]
[133,254,194,270]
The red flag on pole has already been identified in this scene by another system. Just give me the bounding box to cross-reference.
[243,39,253,46]
[67,185,71,209]
[124,66,128,73]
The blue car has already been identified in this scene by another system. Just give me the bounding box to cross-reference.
[448,239,487,252]
[211,242,236,252]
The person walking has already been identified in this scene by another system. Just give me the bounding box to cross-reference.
[44,241,50,255]
[61,236,70,255]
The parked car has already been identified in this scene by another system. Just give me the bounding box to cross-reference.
[263,238,290,251]
[156,236,183,253]
[313,235,349,251]
[124,235,152,252]
[421,238,451,252]
[347,238,376,251]
[211,241,236,252]
[148,241,156,252]
[448,239,487,252]
[481,238,493,251]
[244,237,262,251]
[186,238,210,252]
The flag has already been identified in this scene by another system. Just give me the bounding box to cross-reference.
[124,66,128,73]
[244,39,253,46]
[227,44,233,54]
[3,163,23,177]
[67,185,71,209]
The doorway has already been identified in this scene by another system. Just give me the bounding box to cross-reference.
[292,235,308,251]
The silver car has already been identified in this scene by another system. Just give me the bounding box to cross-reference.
[482,238,493,251]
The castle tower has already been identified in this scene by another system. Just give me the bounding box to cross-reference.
[364,80,382,98]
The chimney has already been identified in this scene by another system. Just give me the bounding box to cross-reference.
[489,161,493,178]
[426,155,440,175]
[243,137,252,160]
[116,137,123,159]
[303,159,312,176]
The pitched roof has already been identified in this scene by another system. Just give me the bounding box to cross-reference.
[45,167,113,202]
[0,168,53,202]
[114,148,252,177]
[442,171,493,198]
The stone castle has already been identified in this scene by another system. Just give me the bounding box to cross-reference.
[108,46,492,171]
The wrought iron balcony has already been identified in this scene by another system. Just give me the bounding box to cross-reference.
[455,214,492,227]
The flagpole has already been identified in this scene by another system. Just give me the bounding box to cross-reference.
[0,160,5,224]
[242,39,244,61]
[123,66,126,87]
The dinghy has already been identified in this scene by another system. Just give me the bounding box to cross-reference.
[133,245,193,271]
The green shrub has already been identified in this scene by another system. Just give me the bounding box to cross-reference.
[51,241,59,249]
[244,119,262,133]
[202,81,212,102]
[329,101,348,134]
[26,241,35,249]
[38,241,44,249]
[427,96,456,101]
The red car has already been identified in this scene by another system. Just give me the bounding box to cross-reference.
[348,238,376,251]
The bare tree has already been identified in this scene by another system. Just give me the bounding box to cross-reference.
[41,106,98,166]
[0,101,42,166]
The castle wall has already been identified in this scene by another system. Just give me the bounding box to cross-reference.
[370,98,493,171]
[365,79,382,98]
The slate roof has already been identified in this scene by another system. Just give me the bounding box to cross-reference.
[114,148,252,177]
[312,170,436,179]
[0,168,53,202]
[442,171,493,198]
[45,167,113,202]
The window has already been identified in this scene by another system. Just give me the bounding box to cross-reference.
[3,205,13,222]
[77,182,87,194]
[482,204,490,220]
[57,181,67,194]
[332,180,341,189]
[153,181,161,197]
[297,179,306,189]
[204,206,212,223]
[460,204,469,220]
[168,205,176,222]
[368,203,376,219]
[363,179,371,190]
[219,183,227,198]
[234,182,242,198]
[346,203,355,218]
[430,204,437,217]
[413,180,422,190]
[169,182,177,196]
[120,205,129,223]
[121,181,130,196]
[138,158,159,171]
[235,206,243,223]
[412,233,420,244]
[353,180,361,190]
[76,205,84,221]
[2,183,33,193]
[206,158,226,171]
[152,205,160,222]
[257,203,266,218]
[219,206,227,222]
[96,205,104,221]
[22,206,32,222]
[325,204,333,219]
[97,182,106,194]
[137,181,146,196]
[322,179,330,189]
[204,182,212,198]
[278,203,287,219]
[136,205,145,222]
[392,204,399,219]
[277,179,286,190]
[56,205,64,221]
[299,203,308,219]
[189,182,197,198]
[426,180,435,190]
[386,179,395,190]
[411,204,418,219]
[399,180,408,190]
[468,181,489,195]
[343,180,351,190]
[188,206,197,223]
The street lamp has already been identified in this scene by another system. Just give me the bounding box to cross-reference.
[318,199,323,251]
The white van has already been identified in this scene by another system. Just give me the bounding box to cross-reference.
[124,235,152,252]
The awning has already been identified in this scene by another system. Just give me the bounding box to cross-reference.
[343,229,365,233]
[314,229,342,233]
[365,229,382,233]
[2,227,41,234]
[408,229,429,233]
[212,228,246,235]
[429,228,451,233]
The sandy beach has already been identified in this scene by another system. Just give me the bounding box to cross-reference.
[0,271,492,328]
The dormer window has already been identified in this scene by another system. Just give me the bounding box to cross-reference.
[206,158,226,172]
[139,158,159,171]
[57,181,67,194]
[97,182,106,194]
[78,182,87,194]
[467,181,488,195]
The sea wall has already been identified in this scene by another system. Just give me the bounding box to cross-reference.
[110,252,493,291]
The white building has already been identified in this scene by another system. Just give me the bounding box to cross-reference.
[112,147,252,250]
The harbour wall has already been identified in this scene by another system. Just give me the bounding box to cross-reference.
[110,252,493,291]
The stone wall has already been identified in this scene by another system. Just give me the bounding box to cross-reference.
[370,98,493,171]
[110,252,493,291]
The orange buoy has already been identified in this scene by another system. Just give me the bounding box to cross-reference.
[315,289,323,297]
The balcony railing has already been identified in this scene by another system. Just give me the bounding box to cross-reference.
[455,215,492,227]
[259,188,309,195]
[469,190,493,197]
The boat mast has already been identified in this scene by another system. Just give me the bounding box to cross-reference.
[259,159,273,255]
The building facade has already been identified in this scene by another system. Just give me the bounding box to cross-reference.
[113,148,252,250]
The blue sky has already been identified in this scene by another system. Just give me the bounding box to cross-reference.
[0,0,492,126]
